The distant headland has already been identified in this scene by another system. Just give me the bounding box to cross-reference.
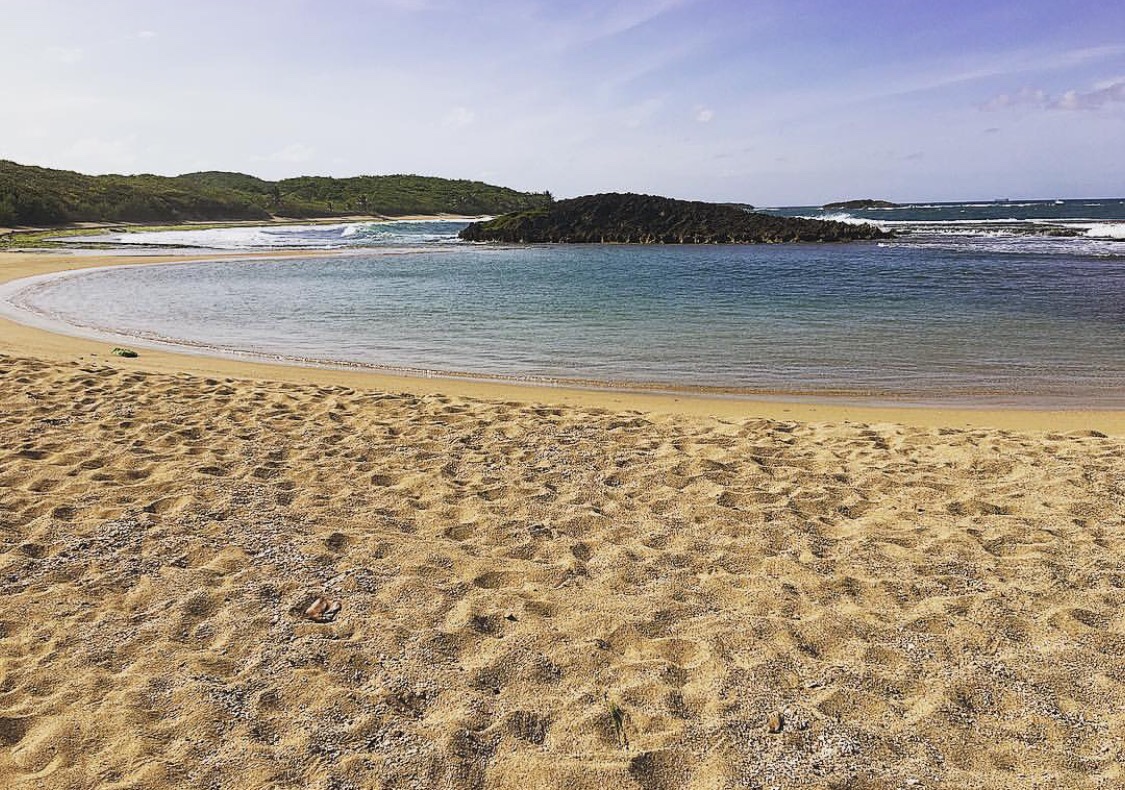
[460,193,888,244]
[0,159,550,227]
[822,199,899,210]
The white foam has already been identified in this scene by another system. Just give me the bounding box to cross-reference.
[70,224,351,250]
[900,202,1043,210]
[798,212,887,228]
[1035,220,1125,239]
[58,219,471,250]
[1084,222,1125,239]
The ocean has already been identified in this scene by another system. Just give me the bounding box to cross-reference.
[11,198,1125,407]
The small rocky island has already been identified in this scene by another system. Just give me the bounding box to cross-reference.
[822,198,899,210]
[460,193,888,244]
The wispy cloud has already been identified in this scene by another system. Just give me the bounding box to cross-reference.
[753,42,1125,132]
[981,86,1048,110]
[579,0,690,45]
[868,43,1125,103]
[44,46,83,64]
[622,97,664,128]
[1053,79,1125,110]
[369,0,436,9]
[5,1,1123,203]
[258,143,315,163]
[65,135,139,171]
[442,106,476,128]
[541,0,692,52]
[982,79,1125,111]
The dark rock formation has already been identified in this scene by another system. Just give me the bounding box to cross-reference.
[460,193,887,244]
[822,199,899,210]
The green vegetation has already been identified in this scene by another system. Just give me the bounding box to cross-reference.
[2,226,110,248]
[111,348,139,358]
[0,160,552,227]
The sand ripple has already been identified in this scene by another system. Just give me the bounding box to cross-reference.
[1,354,1123,788]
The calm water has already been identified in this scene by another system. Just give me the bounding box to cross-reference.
[16,201,1125,406]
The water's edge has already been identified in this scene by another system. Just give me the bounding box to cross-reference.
[2,252,1120,412]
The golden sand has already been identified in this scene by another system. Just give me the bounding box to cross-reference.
[1,252,1124,788]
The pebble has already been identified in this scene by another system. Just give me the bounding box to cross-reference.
[767,712,785,734]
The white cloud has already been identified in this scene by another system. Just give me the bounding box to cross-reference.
[541,0,692,53]
[623,97,664,128]
[1054,45,1125,69]
[260,143,315,163]
[64,135,140,172]
[695,107,714,123]
[442,106,476,128]
[137,30,157,39]
[863,43,1125,105]
[982,80,1125,111]
[586,0,689,42]
[44,46,83,64]
[1052,80,1125,110]
[980,86,1048,111]
[1093,75,1125,90]
[367,0,434,10]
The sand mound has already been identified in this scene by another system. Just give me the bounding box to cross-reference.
[1,353,1123,788]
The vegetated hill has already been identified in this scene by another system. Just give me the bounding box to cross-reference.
[0,160,551,227]
[0,162,270,226]
[174,172,551,218]
[822,198,899,210]
[460,193,888,244]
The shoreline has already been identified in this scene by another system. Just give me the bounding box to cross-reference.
[0,212,489,240]
[2,249,1123,434]
[8,254,1120,412]
[4,248,1124,788]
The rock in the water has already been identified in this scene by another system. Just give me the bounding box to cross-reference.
[822,198,899,210]
[460,193,888,244]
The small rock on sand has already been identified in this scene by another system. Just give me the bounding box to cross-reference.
[767,712,784,734]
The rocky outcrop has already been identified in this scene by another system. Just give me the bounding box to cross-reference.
[822,199,899,210]
[460,193,887,244]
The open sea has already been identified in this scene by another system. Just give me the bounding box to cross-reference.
[9,199,1125,407]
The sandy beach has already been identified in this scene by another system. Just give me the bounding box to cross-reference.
[2,251,1124,789]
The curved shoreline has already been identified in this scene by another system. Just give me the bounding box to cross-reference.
[8,257,1112,410]
[2,249,1123,433]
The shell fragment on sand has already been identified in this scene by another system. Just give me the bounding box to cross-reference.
[305,596,341,622]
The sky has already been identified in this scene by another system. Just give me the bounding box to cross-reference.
[2,0,1123,205]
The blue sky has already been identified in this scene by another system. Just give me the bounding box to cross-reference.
[2,0,1123,204]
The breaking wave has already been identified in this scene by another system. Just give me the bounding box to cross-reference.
[57,219,477,250]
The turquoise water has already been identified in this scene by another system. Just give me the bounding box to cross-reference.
[16,220,1125,406]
